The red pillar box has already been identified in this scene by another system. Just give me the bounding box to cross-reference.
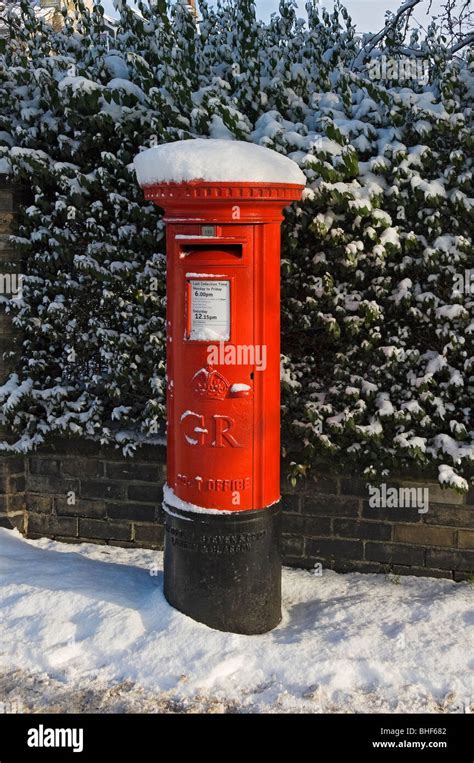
[134,139,305,633]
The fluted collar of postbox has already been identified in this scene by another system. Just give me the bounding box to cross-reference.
[133,138,306,223]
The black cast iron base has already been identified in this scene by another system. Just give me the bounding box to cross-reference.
[163,501,282,634]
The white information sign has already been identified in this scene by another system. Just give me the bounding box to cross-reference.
[189,280,230,340]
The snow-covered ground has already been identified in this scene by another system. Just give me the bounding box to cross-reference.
[0,527,472,714]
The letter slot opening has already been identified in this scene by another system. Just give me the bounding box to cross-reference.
[181,244,242,262]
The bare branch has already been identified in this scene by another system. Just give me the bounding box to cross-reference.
[440,0,473,46]
[388,45,430,57]
[449,30,474,54]
[352,0,423,70]
[352,0,473,72]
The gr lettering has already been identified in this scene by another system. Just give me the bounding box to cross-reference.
[181,412,242,448]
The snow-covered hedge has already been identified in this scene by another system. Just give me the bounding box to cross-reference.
[0,0,472,488]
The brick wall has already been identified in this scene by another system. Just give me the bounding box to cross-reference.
[24,441,166,549]
[280,474,474,582]
[8,439,472,582]
[0,175,26,533]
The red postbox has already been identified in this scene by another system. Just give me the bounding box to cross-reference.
[135,139,305,633]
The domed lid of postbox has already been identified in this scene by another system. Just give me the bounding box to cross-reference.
[133,139,306,222]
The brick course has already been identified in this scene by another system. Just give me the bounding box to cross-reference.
[1,441,470,581]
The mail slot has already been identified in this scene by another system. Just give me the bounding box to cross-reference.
[134,138,305,634]
[181,244,242,259]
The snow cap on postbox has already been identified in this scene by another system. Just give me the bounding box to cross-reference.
[133,138,306,224]
[133,138,306,187]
